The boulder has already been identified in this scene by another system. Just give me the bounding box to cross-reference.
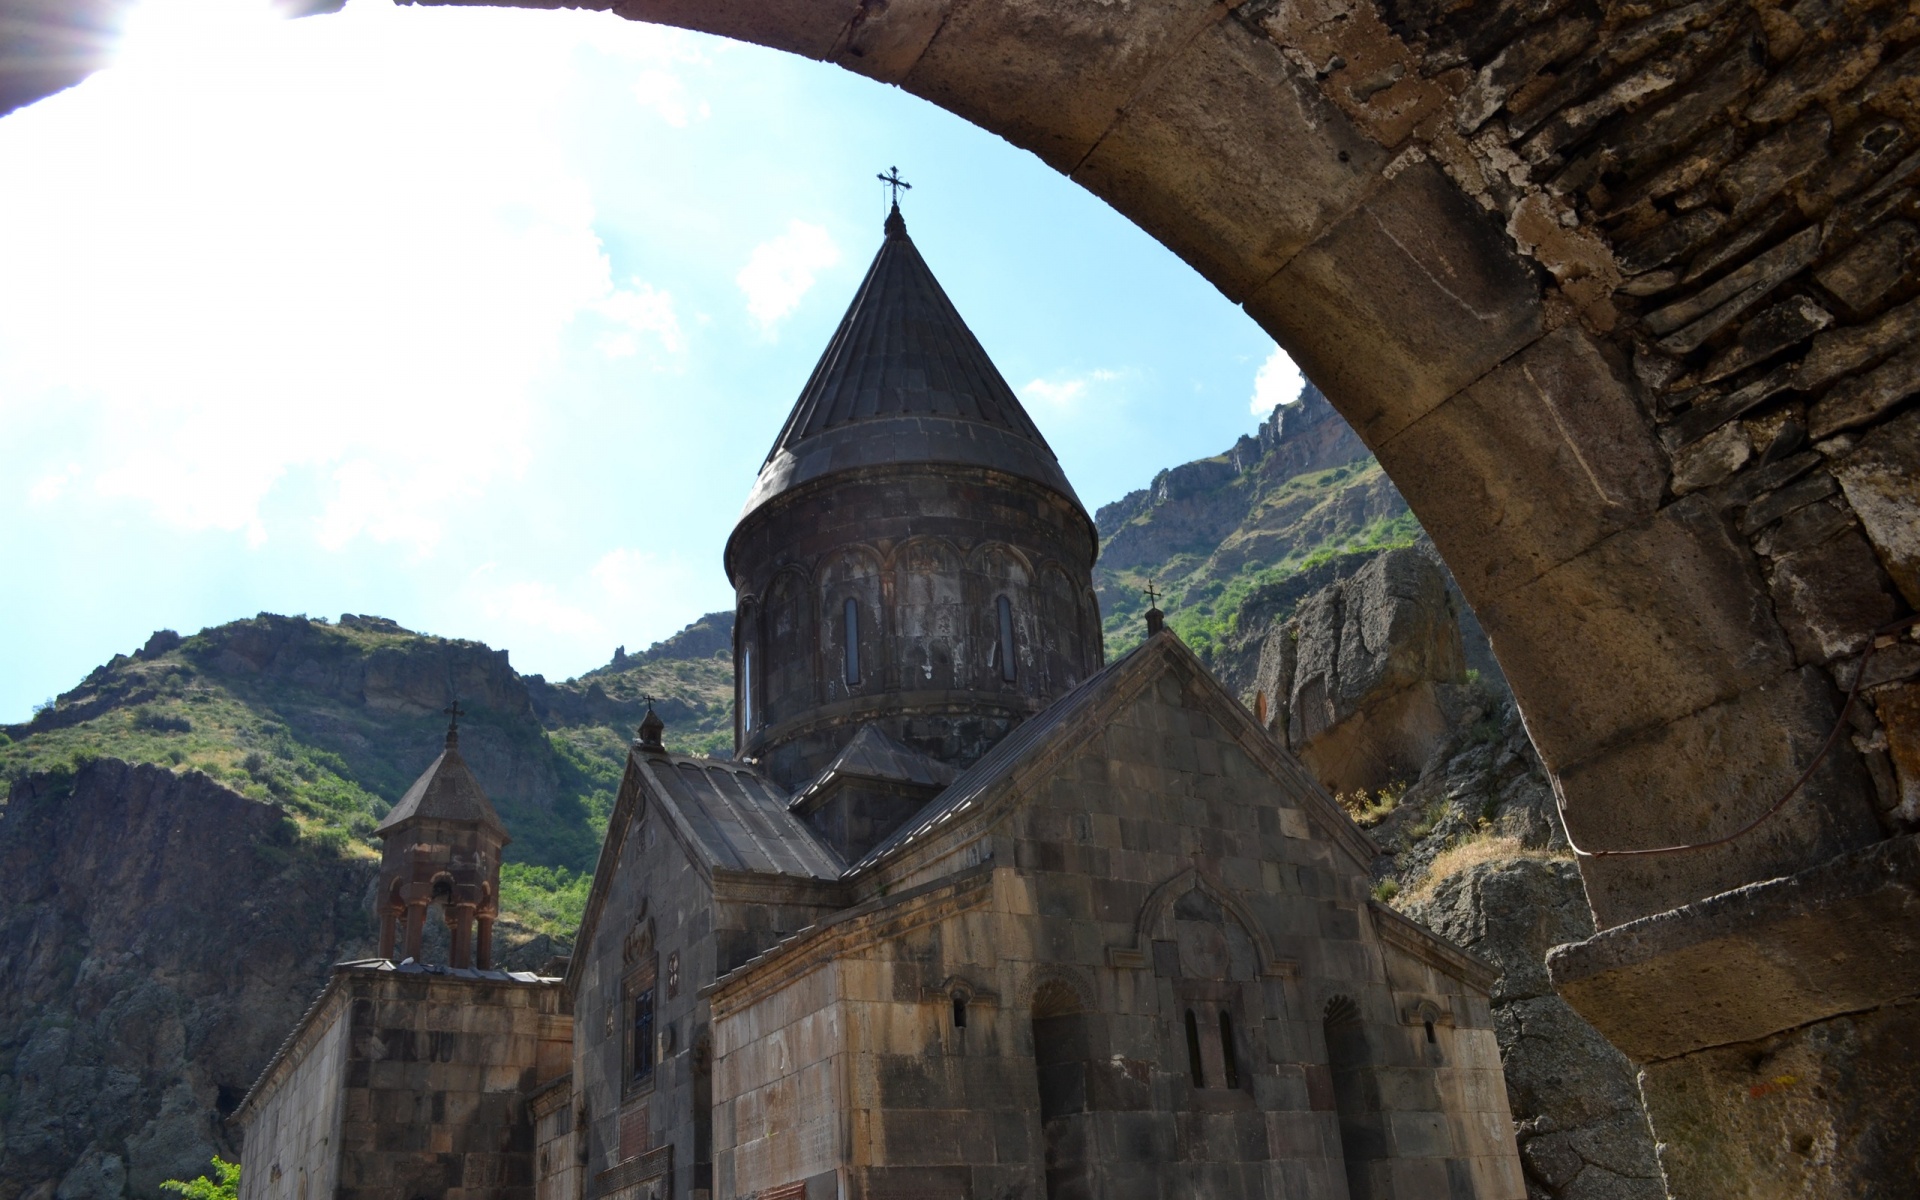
[1253,546,1467,793]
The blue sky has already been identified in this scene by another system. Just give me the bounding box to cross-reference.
[0,0,1303,723]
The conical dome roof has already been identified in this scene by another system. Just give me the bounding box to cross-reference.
[737,207,1084,523]
[376,729,510,843]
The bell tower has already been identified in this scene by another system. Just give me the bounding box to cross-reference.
[725,200,1104,790]
[373,703,510,969]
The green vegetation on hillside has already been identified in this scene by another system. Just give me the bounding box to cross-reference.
[1,612,737,956]
[1097,458,1419,664]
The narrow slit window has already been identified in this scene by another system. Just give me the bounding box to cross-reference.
[844,598,861,685]
[1184,1009,1206,1088]
[952,993,968,1028]
[996,595,1016,682]
[1424,1019,1436,1045]
[1219,1011,1239,1089]
[631,985,656,1085]
[740,642,754,734]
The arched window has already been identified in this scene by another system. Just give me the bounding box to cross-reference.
[996,594,1017,682]
[844,597,861,685]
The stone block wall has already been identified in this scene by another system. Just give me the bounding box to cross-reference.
[236,965,569,1200]
[712,650,1523,1199]
[570,766,842,1200]
[237,988,352,1200]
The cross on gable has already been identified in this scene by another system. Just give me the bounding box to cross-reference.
[444,698,465,730]
[1144,579,1161,608]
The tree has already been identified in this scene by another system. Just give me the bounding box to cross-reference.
[159,1156,240,1200]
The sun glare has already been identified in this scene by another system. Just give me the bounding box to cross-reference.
[117,0,282,70]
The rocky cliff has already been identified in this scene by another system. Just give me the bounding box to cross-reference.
[0,760,375,1200]
[1093,385,1416,660]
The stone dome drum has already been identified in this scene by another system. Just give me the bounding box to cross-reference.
[725,206,1104,791]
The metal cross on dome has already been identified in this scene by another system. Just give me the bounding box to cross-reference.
[877,166,912,207]
[444,698,465,732]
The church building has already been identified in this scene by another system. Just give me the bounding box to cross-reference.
[234,201,1525,1200]
[555,204,1525,1200]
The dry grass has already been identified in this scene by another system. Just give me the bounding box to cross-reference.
[1336,779,1408,828]
[1397,833,1569,905]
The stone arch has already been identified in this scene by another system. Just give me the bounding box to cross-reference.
[815,545,885,704]
[968,541,1036,694]
[16,0,1914,929]
[405,0,1920,950]
[1034,560,1087,694]
[760,566,814,727]
[1026,966,1095,1019]
[29,4,1919,1181]
[894,536,968,691]
[1124,867,1293,979]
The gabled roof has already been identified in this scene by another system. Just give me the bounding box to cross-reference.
[847,630,1380,876]
[788,724,957,814]
[566,747,845,994]
[633,753,845,880]
[376,732,509,842]
[736,208,1085,526]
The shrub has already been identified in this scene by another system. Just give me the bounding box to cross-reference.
[160,1157,239,1200]
[133,709,193,734]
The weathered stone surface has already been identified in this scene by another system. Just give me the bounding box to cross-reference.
[1550,833,1920,1061]
[1637,1001,1920,1200]
[1262,547,1467,793]
[1795,293,1920,390]
[1736,465,1837,535]
[1815,219,1920,313]
[1378,326,1667,601]
[1832,408,1920,606]
[1766,526,1900,663]
[1555,666,1880,926]
[1479,494,1793,773]
[1071,17,1385,300]
[1670,421,1750,494]
[1701,294,1832,383]
[899,0,1217,171]
[1716,109,1831,218]
[1809,343,1920,438]
[1246,161,1544,447]
[1877,682,1920,826]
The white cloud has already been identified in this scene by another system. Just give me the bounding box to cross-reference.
[1019,368,1124,408]
[736,221,841,333]
[594,280,686,360]
[1251,346,1305,415]
[463,549,713,672]
[633,69,709,126]
[0,0,693,553]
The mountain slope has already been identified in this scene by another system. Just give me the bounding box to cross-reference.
[1093,386,1418,664]
[0,610,737,945]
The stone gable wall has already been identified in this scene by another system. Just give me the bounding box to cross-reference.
[711,663,1521,1199]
